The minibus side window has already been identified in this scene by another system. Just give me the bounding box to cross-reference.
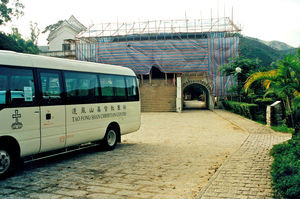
[125,77,139,101]
[99,74,114,101]
[39,71,63,105]
[112,75,126,101]
[99,74,126,102]
[10,70,35,105]
[0,66,35,106]
[64,71,99,104]
[0,74,8,104]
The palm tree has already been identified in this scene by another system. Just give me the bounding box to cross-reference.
[245,49,300,137]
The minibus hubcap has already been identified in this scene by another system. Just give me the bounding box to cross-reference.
[0,150,10,174]
[107,130,116,146]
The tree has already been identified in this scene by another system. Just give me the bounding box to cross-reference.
[0,0,24,25]
[30,21,40,45]
[42,20,64,34]
[0,27,39,54]
[245,49,300,137]
[220,57,263,102]
[0,31,21,51]
[11,27,39,54]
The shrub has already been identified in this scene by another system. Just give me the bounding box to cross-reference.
[271,124,295,134]
[222,101,258,120]
[270,137,300,198]
[254,98,272,122]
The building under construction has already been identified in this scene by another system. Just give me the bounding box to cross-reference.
[75,17,241,112]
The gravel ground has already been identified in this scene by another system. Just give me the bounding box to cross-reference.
[0,110,248,199]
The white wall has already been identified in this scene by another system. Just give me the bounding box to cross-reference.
[48,27,77,51]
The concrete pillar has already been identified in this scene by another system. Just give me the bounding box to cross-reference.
[266,105,271,127]
[208,95,214,110]
[267,101,282,127]
[176,76,182,112]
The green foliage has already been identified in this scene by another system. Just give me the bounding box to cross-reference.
[223,36,297,105]
[0,29,39,54]
[254,97,273,103]
[240,37,281,67]
[0,0,24,25]
[30,21,40,45]
[220,57,264,101]
[222,101,258,120]
[271,124,294,134]
[0,30,20,51]
[270,137,300,199]
[280,48,298,56]
[239,36,288,67]
[245,49,300,135]
[261,40,294,51]
[42,20,64,34]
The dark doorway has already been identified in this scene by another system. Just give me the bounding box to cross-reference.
[151,66,165,79]
[183,83,209,109]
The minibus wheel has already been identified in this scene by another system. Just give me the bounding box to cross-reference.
[0,148,15,179]
[102,128,117,151]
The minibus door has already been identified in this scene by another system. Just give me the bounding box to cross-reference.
[37,70,66,153]
[40,106,66,152]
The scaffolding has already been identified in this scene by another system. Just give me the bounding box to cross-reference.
[75,16,241,96]
[77,17,241,43]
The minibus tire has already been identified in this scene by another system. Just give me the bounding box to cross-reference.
[0,148,16,179]
[102,128,117,151]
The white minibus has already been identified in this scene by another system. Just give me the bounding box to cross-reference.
[0,50,141,178]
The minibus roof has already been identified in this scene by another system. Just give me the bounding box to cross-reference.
[0,50,136,76]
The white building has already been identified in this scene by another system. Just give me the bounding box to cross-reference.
[47,15,86,52]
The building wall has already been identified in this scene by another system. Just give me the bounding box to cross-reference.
[140,79,176,112]
[76,35,239,96]
[49,27,77,51]
[39,50,76,59]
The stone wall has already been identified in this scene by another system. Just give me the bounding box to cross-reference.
[182,73,214,110]
[140,79,176,112]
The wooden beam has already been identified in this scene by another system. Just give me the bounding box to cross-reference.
[141,74,144,84]
[165,73,168,85]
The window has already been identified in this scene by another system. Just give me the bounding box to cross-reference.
[99,74,114,98]
[99,74,126,102]
[62,43,71,51]
[125,77,139,101]
[0,66,35,106]
[39,70,63,105]
[64,71,99,103]
[0,74,8,104]
[113,76,126,98]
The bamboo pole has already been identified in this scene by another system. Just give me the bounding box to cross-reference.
[165,73,168,85]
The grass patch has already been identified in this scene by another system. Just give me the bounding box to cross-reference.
[255,120,266,125]
[271,124,294,134]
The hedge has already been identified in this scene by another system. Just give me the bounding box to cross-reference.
[222,101,258,120]
[270,137,300,198]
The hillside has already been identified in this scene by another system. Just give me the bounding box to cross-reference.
[260,40,294,51]
[280,48,298,55]
[239,36,297,67]
[239,36,282,67]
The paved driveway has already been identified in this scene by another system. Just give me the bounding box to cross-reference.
[0,111,249,199]
[196,110,290,199]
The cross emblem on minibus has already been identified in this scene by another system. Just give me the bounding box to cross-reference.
[11,110,23,130]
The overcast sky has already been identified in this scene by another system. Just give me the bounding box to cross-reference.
[0,0,299,47]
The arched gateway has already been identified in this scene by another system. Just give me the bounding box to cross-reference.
[181,74,214,110]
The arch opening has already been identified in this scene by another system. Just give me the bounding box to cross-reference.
[183,83,209,109]
[151,66,165,79]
